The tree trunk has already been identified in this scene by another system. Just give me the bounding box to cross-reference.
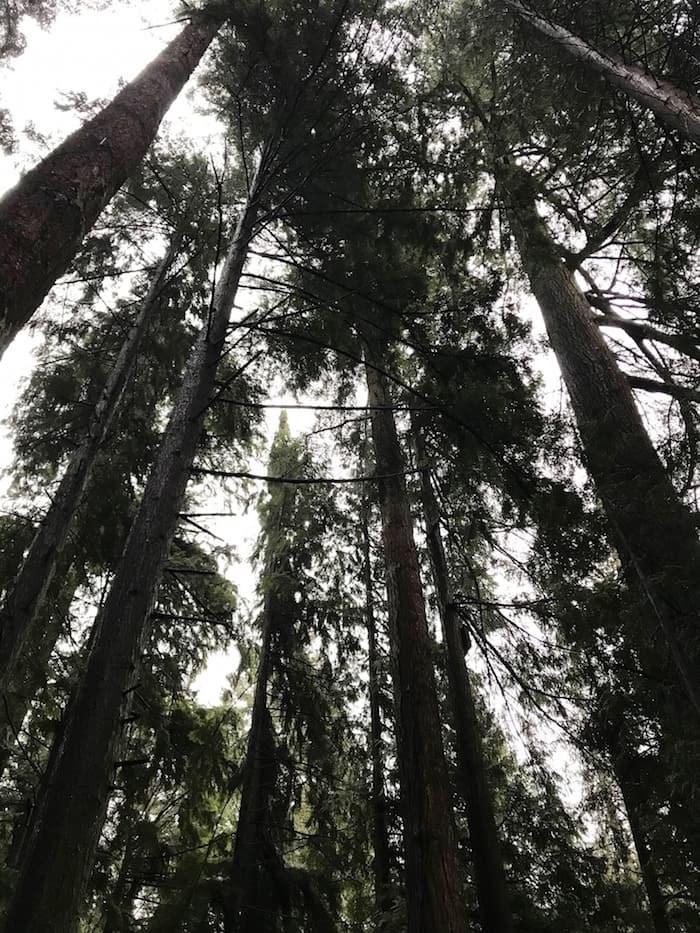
[0,9,224,358]
[230,609,282,931]
[0,552,77,779]
[364,349,465,933]
[613,750,672,933]
[102,835,140,933]
[0,233,181,707]
[412,422,513,933]
[504,0,700,144]
[360,499,392,924]
[231,427,299,930]
[0,160,265,933]
[501,162,700,718]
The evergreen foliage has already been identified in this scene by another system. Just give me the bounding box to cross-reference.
[0,0,699,929]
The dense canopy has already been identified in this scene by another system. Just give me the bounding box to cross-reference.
[0,0,699,930]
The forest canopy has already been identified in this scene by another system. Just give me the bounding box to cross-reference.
[0,0,699,930]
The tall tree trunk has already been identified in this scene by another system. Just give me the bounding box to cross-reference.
[500,162,700,718]
[360,498,392,924]
[0,157,266,933]
[612,750,672,933]
[230,600,282,931]
[364,348,465,933]
[102,835,141,933]
[504,0,700,144]
[412,422,513,933]
[231,425,302,930]
[0,233,181,708]
[0,552,77,778]
[0,9,224,358]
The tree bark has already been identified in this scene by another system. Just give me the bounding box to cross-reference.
[504,0,700,145]
[412,422,513,933]
[0,553,77,779]
[231,424,312,931]
[0,233,181,709]
[230,612,282,931]
[501,162,700,718]
[0,160,265,933]
[613,750,672,933]
[0,9,224,358]
[364,349,465,933]
[360,499,392,924]
[230,532,284,930]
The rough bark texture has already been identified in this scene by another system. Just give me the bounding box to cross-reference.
[413,423,513,933]
[503,164,700,717]
[1,175,262,933]
[0,236,180,707]
[365,352,465,933]
[360,501,392,923]
[0,10,224,358]
[505,0,700,144]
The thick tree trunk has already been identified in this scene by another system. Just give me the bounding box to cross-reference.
[0,165,264,933]
[0,10,224,358]
[0,234,181,706]
[364,350,465,933]
[502,163,700,718]
[504,0,700,144]
[412,423,513,933]
[360,500,392,923]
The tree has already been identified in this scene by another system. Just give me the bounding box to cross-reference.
[0,145,268,933]
[504,0,700,145]
[365,346,466,933]
[499,160,700,717]
[413,420,514,933]
[0,2,226,358]
[0,231,181,707]
[360,492,394,926]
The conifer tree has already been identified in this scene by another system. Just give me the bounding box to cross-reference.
[365,348,466,932]
[504,0,700,145]
[0,2,227,357]
[1,145,269,933]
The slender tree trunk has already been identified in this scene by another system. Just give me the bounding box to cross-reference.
[231,428,298,930]
[0,233,181,708]
[412,422,513,933]
[504,0,700,144]
[364,348,465,933]
[360,498,392,923]
[230,605,281,931]
[0,553,77,778]
[102,836,140,933]
[501,162,700,718]
[613,751,672,933]
[0,9,224,358]
[1,159,266,933]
